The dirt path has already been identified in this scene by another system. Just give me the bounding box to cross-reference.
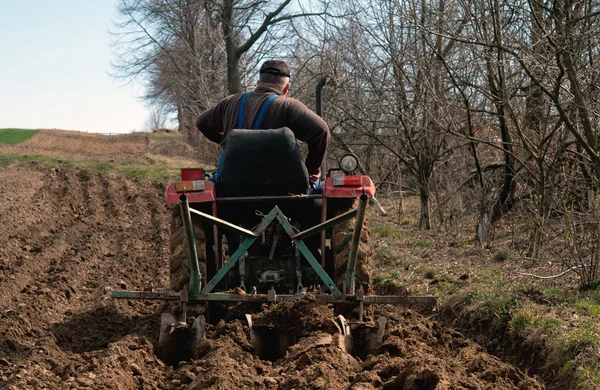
[0,163,544,389]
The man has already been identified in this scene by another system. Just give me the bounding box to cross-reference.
[196,60,330,185]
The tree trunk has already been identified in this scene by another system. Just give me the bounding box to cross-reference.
[489,105,516,224]
[183,105,201,146]
[226,53,243,94]
[476,211,491,248]
[419,185,431,230]
[222,0,243,95]
[176,102,187,138]
[397,162,405,224]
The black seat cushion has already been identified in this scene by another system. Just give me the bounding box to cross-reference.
[218,128,309,197]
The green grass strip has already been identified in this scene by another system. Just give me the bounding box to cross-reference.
[0,152,179,182]
[0,128,39,144]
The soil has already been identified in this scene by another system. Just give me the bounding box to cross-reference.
[0,162,545,389]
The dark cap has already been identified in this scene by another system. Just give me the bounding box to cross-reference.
[259,60,291,78]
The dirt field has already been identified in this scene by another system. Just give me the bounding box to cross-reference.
[0,127,547,390]
[0,161,547,389]
[0,130,211,167]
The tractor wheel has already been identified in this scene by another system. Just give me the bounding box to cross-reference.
[169,205,207,291]
[330,198,373,294]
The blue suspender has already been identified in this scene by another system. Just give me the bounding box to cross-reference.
[237,93,278,129]
[253,94,278,129]
[215,148,227,181]
[215,93,278,181]
[237,93,250,129]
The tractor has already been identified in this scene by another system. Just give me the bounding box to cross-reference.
[112,78,435,364]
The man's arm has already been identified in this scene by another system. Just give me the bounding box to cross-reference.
[196,105,223,144]
[288,104,330,177]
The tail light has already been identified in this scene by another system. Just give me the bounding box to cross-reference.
[333,176,363,186]
[175,180,205,192]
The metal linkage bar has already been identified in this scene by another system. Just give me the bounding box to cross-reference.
[295,239,342,298]
[344,194,368,295]
[274,209,343,298]
[111,290,436,306]
[202,236,256,294]
[188,207,256,238]
[180,195,201,296]
[200,207,279,294]
[293,208,357,241]
[113,291,180,300]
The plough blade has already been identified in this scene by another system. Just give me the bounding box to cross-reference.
[244,313,387,360]
[245,314,295,361]
[157,313,206,366]
[337,315,387,358]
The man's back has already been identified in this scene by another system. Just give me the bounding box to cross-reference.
[197,85,329,175]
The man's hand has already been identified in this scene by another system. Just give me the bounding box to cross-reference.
[309,168,321,186]
[309,174,319,185]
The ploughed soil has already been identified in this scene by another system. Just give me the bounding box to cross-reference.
[0,162,544,389]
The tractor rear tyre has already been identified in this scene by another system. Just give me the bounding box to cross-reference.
[169,205,207,291]
[330,198,373,294]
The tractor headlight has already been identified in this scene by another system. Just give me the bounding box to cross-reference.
[339,154,359,174]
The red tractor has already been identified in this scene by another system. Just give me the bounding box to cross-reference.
[113,79,434,364]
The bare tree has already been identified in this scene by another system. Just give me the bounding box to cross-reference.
[112,0,227,144]
[111,0,326,144]
[214,0,326,94]
[297,0,466,229]
[145,107,170,132]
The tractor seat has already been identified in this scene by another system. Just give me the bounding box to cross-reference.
[217,128,309,197]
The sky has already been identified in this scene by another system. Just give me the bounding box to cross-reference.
[0,1,150,134]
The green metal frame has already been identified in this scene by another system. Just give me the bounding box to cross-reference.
[112,200,355,301]
[179,198,202,294]
[111,195,437,308]
[343,194,368,294]
[112,290,436,305]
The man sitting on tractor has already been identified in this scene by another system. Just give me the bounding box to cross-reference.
[196,60,330,186]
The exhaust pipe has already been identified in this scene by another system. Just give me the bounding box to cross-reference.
[316,76,328,118]
[316,76,328,180]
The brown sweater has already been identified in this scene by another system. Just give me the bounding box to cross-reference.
[196,85,330,175]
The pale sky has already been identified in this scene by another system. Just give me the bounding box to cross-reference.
[0,1,150,134]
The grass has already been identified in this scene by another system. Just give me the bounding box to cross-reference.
[0,152,182,182]
[574,299,600,316]
[451,282,600,388]
[0,152,57,166]
[371,222,405,239]
[509,306,561,335]
[374,243,392,258]
[374,270,400,288]
[0,129,207,182]
[0,128,39,144]
[411,240,431,249]
[576,362,600,388]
